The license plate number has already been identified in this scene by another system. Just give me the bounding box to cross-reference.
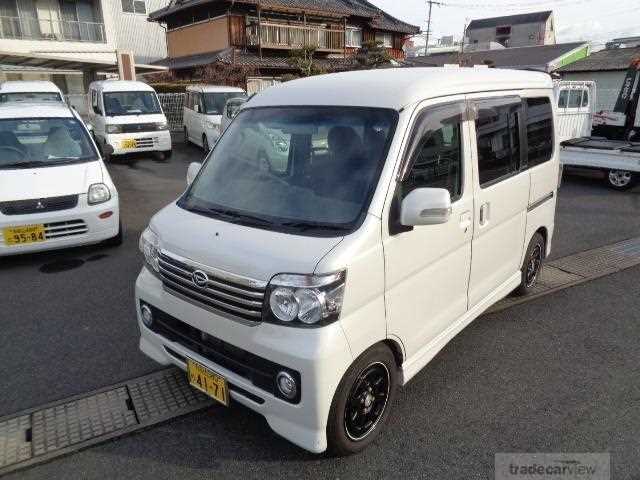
[3,224,46,245]
[121,138,137,149]
[187,359,229,406]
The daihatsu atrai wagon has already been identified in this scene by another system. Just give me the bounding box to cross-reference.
[135,68,559,455]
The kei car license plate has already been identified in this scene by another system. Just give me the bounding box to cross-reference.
[121,138,137,149]
[187,359,229,406]
[3,224,46,245]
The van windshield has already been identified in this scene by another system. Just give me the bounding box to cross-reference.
[0,92,63,103]
[179,106,398,236]
[203,92,248,115]
[0,117,98,169]
[103,91,161,116]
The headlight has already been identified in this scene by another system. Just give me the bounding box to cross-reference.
[265,271,346,326]
[87,183,111,205]
[139,227,160,273]
[156,121,169,131]
[106,124,122,134]
[205,121,220,131]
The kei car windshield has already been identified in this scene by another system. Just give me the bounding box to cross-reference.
[0,117,99,169]
[103,91,161,116]
[203,92,248,115]
[0,92,63,103]
[179,106,398,236]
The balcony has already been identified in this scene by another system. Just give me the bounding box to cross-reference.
[247,22,344,53]
[0,16,106,43]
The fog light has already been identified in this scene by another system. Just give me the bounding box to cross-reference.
[141,304,153,327]
[276,371,297,399]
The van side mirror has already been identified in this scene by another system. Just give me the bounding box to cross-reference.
[400,188,452,226]
[187,162,202,185]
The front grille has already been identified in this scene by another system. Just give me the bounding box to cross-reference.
[145,304,300,403]
[158,251,266,322]
[134,137,157,148]
[45,219,88,239]
[0,195,78,215]
[120,123,160,133]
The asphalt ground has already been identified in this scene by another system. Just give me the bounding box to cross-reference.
[2,144,640,478]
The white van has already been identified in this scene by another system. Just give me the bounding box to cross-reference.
[183,85,247,151]
[0,102,120,256]
[135,68,559,455]
[88,80,171,160]
[0,81,64,103]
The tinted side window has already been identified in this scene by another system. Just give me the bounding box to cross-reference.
[475,99,521,187]
[402,103,465,201]
[526,97,554,168]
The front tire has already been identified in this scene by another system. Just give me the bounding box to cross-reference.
[326,343,398,456]
[606,169,636,191]
[202,134,210,152]
[514,232,544,296]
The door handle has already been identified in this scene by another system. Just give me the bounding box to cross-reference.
[479,203,490,226]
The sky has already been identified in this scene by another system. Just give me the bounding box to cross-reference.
[368,0,639,47]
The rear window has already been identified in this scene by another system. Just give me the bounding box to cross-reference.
[0,92,62,103]
[525,97,554,168]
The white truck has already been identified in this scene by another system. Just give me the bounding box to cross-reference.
[558,57,640,190]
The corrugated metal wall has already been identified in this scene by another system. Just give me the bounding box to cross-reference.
[107,0,169,64]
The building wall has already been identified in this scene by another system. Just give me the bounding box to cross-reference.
[107,0,170,64]
[167,15,229,58]
[467,21,551,48]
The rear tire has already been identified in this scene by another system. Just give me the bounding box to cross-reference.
[326,343,398,456]
[606,169,636,191]
[203,135,210,152]
[514,232,544,296]
[103,221,123,247]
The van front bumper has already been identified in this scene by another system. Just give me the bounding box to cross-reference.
[106,130,172,155]
[0,195,119,256]
[135,266,353,453]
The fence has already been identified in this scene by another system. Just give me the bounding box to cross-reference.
[158,93,185,131]
[0,16,106,43]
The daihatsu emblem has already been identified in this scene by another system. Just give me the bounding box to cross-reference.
[191,270,209,288]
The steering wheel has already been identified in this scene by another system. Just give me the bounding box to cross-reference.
[0,146,26,159]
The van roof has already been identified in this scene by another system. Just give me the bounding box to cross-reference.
[0,102,75,120]
[248,67,554,111]
[89,80,156,93]
[0,81,62,94]
[186,84,245,93]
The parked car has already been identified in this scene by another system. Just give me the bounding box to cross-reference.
[135,68,559,455]
[183,85,247,151]
[0,102,120,256]
[219,96,249,134]
[0,81,64,103]
[87,80,171,161]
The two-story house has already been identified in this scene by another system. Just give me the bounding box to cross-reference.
[466,11,556,49]
[148,0,419,92]
[0,0,169,93]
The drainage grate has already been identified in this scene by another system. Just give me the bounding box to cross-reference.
[0,369,212,476]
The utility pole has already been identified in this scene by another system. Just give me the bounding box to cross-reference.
[424,0,441,56]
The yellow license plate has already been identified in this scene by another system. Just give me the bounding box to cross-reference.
[3,224,46,245]
[121,138,137,149]
[187,359,229,406]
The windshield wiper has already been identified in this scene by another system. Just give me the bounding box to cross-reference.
[187,205,274,227]
[0,161,44,169]
[278,221,350,232]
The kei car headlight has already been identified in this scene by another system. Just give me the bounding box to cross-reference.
[265,271,346,326]
[156,121,169,131]
[106,124,122,134]
[139,227,160,273]
[87,183,111,205]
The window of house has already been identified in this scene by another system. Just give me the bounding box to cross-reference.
[496,26,511,35]
[121,0,146,14]
[475,98,521,187]
[346,27,362,48]
[401,103,465,201]
[375,32,393,48]
[525,97,554,168]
